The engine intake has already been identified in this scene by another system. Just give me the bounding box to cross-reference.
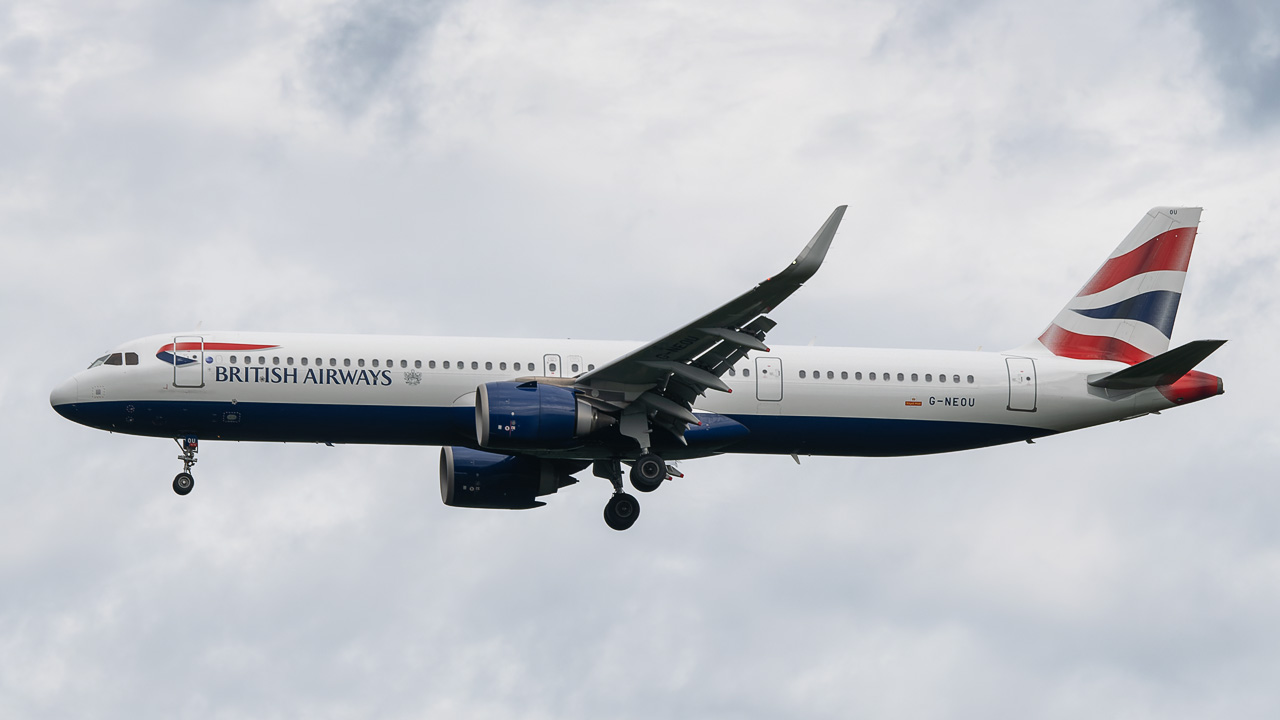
[475,381,615,450]
[440,446,577,509]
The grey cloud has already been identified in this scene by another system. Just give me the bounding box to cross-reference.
[306,0,445,125]
[1180,0,1280,131]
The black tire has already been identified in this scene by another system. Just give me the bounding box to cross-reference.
[629,453,666,493]
[173,472,195,496]
[603,493,640,531]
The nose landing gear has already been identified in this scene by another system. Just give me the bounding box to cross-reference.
[173,435,198,496]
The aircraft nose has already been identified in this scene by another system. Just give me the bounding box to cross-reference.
[50,377,79,415]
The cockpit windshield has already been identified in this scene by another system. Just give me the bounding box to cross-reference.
[88,352,138,369]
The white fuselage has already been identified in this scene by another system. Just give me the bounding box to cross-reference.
[50,331,1181,459]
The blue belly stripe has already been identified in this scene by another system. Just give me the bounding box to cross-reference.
[54,400,1055,458]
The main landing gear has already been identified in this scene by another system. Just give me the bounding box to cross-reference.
[173,435,198,496]
[629,453,666,493]
[597,454,675,531]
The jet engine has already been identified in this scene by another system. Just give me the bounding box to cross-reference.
[475,381,615,450]
[439,446,579,510]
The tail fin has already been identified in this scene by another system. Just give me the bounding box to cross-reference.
[1035,207,1202,364]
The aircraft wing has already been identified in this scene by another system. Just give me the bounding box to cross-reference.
[573,206,847,443]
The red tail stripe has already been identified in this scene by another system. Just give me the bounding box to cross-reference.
[1077,227,1196,297]
[1038,325,1152,364]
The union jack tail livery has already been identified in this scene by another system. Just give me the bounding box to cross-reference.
[1037,207,1201,364]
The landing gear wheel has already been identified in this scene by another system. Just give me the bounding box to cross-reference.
[629,453,666,493]
[173,472,195,496]
[604,493,640,531]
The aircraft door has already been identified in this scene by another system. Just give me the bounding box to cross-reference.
[543,354,562,378]
[173,335,205,388]
[1006,357,1036,412]
[756,357,783,401]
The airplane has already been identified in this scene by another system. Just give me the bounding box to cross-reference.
[50,206,1225,530]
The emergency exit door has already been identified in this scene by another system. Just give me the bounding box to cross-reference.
[1006,357,1037,412]
[756,357,783,401]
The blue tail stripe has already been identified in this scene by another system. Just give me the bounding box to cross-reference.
[1072,290,1181,338]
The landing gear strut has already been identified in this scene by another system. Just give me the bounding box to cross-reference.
[173,435,198,496]
[596,459,640,531]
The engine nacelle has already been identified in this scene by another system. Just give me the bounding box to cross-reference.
[439,446,576,509]
[475,381,615,450]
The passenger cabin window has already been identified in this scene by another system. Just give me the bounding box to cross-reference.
[230,356,238,364]
[799,370,807,378]
[514,362,522,371]
[743,368,750,377]
[548,363,557,373]
[967,375,975,384]
[372,359,379,368]
[855,372,862,380]
[728,367,736,376]
[273,357,280,365]
[911,373,918,382]
[414,360,422,369]
[500,362,507,371]
[897,373,904,381]
[258,356,266,365]
[471,361,479,370]
[301,357,308,366]
[344,359,351,367]
[939,374,947,383]
[571,363,579,373]
[953,375,961,384]
[429,361,436,369]
[925,374,932,382]
[443,361,450,369]
[485,361,493,370]
[588,364,595,371]
[869,372,876,380]
[841,371,848,380]
[358,359,365,368]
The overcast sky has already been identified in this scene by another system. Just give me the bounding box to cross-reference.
[3,0,1279,717]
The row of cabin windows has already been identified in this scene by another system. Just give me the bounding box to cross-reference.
[230,355,424,369]
[796,370,975,384]
[724,365,975,384]
[224,355,597,374]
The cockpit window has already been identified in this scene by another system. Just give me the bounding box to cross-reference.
[88,355,109,369]
[104,353,123,366]
[125,352,138,366]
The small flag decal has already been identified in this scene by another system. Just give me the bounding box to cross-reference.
[906,399,922,407]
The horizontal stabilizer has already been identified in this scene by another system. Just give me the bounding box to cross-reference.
[1088,339,1226,390]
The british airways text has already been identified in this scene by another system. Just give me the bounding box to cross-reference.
[214,366,393,386]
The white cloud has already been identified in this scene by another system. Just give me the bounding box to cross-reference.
[2,0,1278,717]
